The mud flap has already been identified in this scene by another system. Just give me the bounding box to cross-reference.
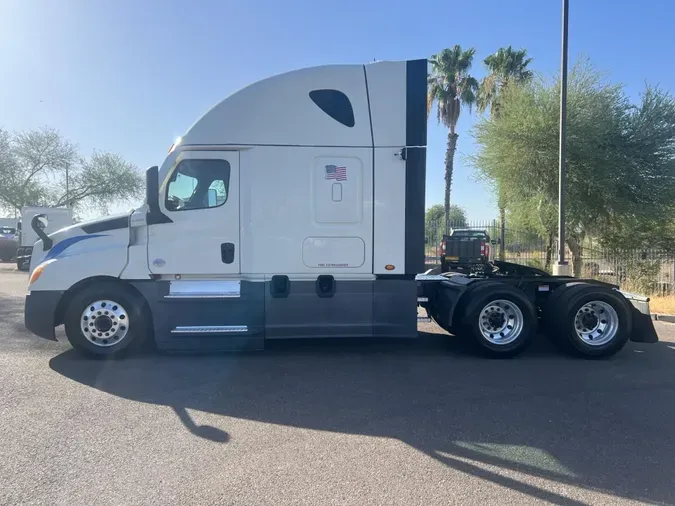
[24,290,63,341]
[629,305,659,343]
[619,291,659,343]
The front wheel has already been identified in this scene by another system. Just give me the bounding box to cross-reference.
[64,282,150,358]
[460,286,537,357]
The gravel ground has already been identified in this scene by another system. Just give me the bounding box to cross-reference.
[1,261,675,505]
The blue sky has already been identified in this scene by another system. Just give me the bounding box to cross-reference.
[1,0,673,220]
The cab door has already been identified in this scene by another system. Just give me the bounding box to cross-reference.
[148,150,239,275]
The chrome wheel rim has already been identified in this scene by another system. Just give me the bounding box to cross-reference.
[478,299,524,345]
[574,301,619,346]
[80,300,129,347]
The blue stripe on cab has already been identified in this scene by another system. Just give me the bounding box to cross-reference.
[44,234,108,261]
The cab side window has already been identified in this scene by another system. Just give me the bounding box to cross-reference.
[165,159,230,212]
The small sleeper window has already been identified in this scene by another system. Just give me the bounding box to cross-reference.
[309,89,355,128]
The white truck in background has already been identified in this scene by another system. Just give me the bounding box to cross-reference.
[21,58,658,359]
[16,206,73,271]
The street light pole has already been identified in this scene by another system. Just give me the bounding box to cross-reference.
[554,0,571,276]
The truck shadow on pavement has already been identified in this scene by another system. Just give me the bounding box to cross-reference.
[49,333,675,505]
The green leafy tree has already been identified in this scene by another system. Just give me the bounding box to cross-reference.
[0,127,144,215]
[477,46,534,260]
[473,59,675,276]
[427,46,478,229]
[505,199,557,271]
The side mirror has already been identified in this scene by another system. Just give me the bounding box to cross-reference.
[145,166,172,225]
[31,214,53,251]
[146,166,160,212]
[17,222,22,231]
[207,188,217,207]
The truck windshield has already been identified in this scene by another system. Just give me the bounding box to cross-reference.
[0,227,16,235]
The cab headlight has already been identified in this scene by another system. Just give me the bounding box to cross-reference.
[28,259,56,285]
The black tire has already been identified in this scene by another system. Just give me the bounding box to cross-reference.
[64,282,151,358]
[542,282,588,335]
[17,259,29,271]
[545,284,631,358]
[458,283,538,358]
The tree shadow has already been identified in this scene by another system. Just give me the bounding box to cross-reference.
[48,330,675,504]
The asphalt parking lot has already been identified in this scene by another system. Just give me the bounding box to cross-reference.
[2,262,675,505]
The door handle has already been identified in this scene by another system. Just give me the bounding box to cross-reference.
[221,243,235,264]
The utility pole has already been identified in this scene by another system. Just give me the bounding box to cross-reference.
[554,0,571,276]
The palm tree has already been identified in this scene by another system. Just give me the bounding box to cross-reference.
[427,46,479,229]
[477,46,533,259]
[477,46,533,116]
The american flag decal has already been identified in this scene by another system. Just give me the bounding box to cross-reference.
[325,164,347,181]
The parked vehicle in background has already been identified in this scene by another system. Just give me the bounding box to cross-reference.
[0,225,18,262]
[16,206,73,271]
[440,228,495,273]
[0,226,17,240]
[0,218,18,229]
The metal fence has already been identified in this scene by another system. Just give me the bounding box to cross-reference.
[580,248,675,296]
[425,219,675,296]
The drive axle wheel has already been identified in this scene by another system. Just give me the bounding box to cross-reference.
[545,283,631,358]
[459,283,537,358]
[64,282,150,358]
[477,299,525,346]
[573,301,620,346]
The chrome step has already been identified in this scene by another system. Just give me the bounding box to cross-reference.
[166,280,241,299]
[165,293,240,299]
[171,325,248,334]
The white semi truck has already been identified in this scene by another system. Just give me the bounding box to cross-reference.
[16,206,73,271]
[23,58,657,358]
